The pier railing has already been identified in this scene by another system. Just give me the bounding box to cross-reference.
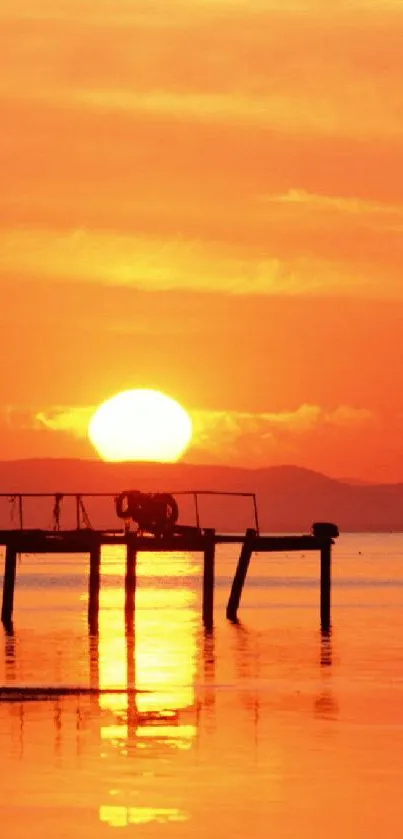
[0,490,260,533]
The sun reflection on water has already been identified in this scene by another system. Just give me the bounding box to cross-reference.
[97,547,198,826]
[100,805,188,827]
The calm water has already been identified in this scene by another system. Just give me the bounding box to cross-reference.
[1,533,403,837]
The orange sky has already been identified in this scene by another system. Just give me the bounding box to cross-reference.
[1,0,403,481]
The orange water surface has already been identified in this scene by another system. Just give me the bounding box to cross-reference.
[1,534,403,838]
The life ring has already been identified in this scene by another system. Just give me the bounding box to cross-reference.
[115,490,179,533]
[115,490,141,519]
[155,493,179,526]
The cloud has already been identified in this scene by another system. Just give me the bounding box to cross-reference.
[260,190,403,219]
[2,402,372,460]
[0,401,378,473]
[0,226,392,297]
[35,407,94,437]
[2,2,403,142]
[3,1,399,26]
[187,404,375,466]
[3,83,402,142]
[0,406,95,438]
[190,404,373,455]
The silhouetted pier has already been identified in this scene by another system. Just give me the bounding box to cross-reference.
[0,492,338,633]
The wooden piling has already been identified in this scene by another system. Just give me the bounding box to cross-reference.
[202,529,216,630]
[311,522,338,632]
[125,541,137,631]
[88,541,101,633]
[226,528,256,622]
[1,544,17,629]
[320,541,332,632]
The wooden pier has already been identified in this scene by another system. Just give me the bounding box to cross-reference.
[0,492,339,632]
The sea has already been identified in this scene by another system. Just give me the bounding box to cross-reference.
[1,532,403,838]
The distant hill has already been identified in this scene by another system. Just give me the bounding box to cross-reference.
[0,459,402,533]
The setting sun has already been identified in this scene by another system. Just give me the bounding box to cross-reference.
[88,389,192,462]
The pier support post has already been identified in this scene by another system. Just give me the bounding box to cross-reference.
[320,541,332,632]
[1,545,17,629]
[125,540,137,633]
[202,529,216,631]
[88,541,101,634]
[312,523,339,632]
[226,528,256,622]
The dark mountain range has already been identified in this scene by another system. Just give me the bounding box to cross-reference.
[0,459,402,533]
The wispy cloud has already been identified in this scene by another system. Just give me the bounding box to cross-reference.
[1,403,372,462]
[260,190,403,218]
[0,406,94,438]
[190,404,373,459]
[2,1,399,25]
[1,1,403,142]
[0,227,393,296]
[35,407,94,437]
[2,83,401,141]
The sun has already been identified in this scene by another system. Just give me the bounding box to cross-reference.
[88,389,192,462]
